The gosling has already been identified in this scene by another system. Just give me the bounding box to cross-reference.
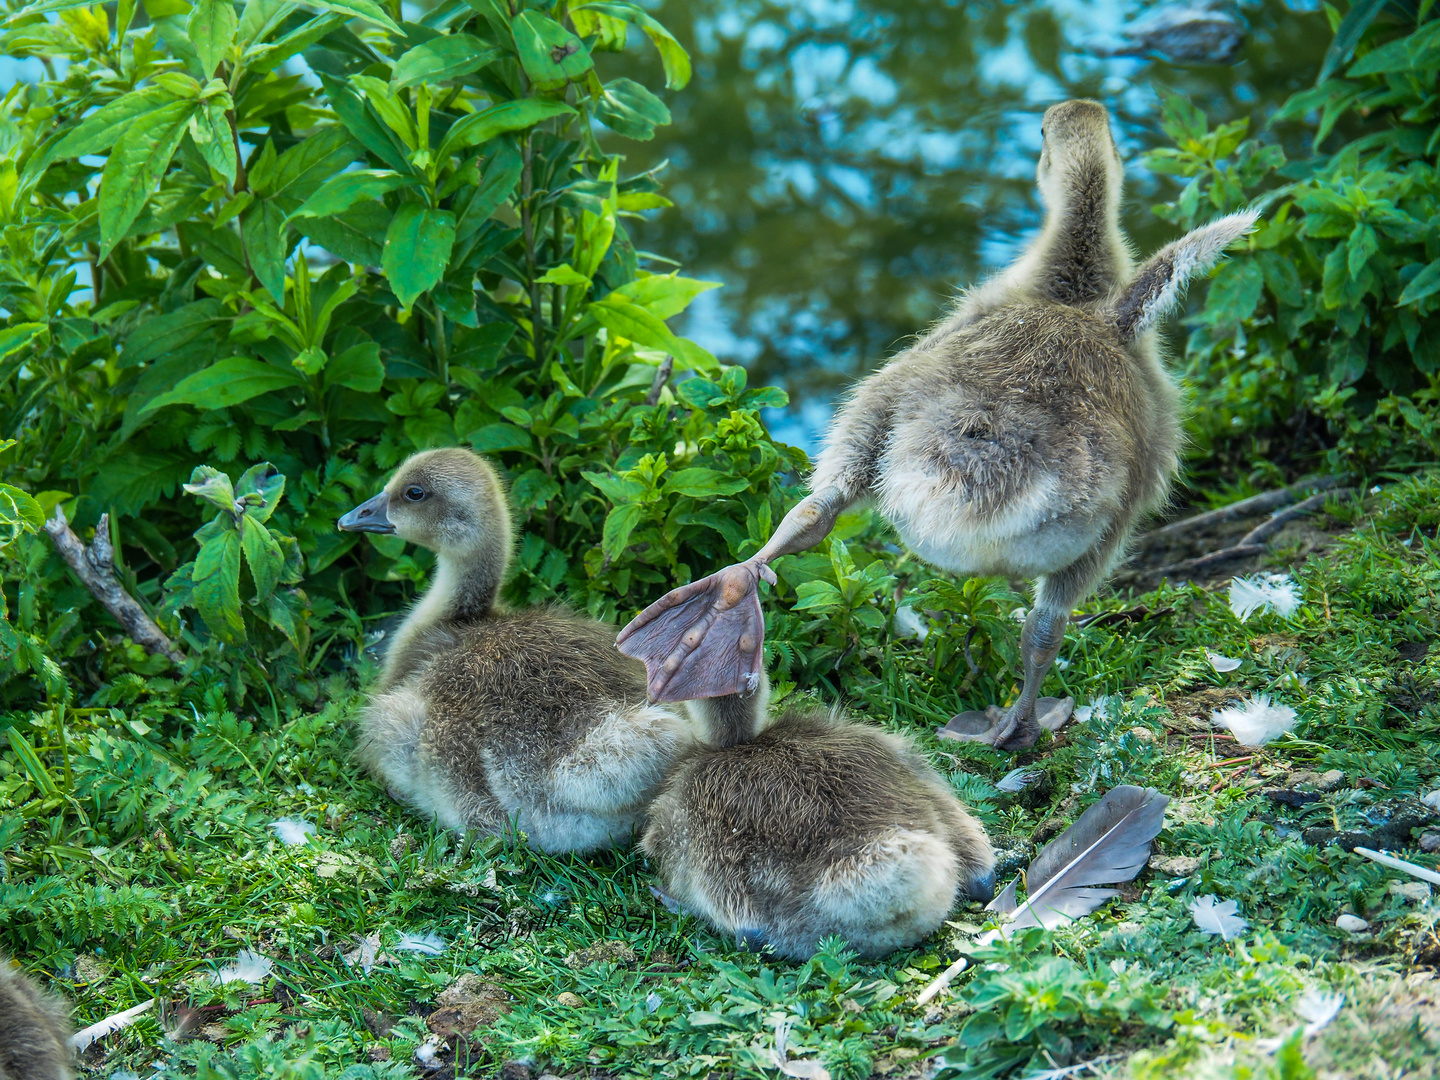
[619,99,1259,751]
[643,705,996,960]
[339,448,757,854]
[0,958,73,1080]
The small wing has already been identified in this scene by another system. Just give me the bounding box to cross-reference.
[616,563,766,702]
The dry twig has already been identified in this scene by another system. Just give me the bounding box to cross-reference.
[1139,475,1346,545]
[43,508,183,665]
[644,354,675,406]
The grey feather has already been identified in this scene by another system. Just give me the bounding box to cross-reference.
[988,785,1168,929]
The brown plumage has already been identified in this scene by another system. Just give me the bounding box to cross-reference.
[618,99,1258,751]
[0,959,73,1080]
[643,707,996,960]
[339,448,758,853]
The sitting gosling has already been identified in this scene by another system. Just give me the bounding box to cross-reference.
[643,705,997,960]
[339,448,754,853]
[0,958,72,1080]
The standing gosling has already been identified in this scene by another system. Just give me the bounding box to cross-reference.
[643,706,996,960]
[339,448,756,853]
[0,959,72,1080]
[619,99,1259,751]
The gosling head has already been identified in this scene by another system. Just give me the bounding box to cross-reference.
[1036,99,1123,209]
[338,448,511,558]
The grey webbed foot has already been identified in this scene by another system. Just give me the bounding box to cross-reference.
[936,696,1074,752]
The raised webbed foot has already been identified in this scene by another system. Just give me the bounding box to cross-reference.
[616,561,773,702]
[936,696,1075,752]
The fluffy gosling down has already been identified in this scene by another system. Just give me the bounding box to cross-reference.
[339,448,742,854]
[0,958,73,1080]
[643,707,996,960]
[618,99,1259,752]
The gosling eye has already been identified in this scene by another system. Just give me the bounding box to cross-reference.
[403,485,426,502]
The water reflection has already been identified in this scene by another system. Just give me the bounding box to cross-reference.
[609,0,1329,449]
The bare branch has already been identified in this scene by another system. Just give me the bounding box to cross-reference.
[1139,475,1347,545]
[1238,489,1350,547]
[43,508,184,665]
[644,354,675,406]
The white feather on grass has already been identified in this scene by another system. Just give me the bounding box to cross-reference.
[1072,695,1116,724]
[1189,895,1248,941]
[1296,990,1344,1037]
[213,949,273,985]
[892,605,929,641]
[267,818,316,845]
[1206,650,1242,673]
[393,932,447,957]
[70,998,155,1051]
[769,1018,830,1080]
[995,767,1046,794]
[1210,694,1297,747]
[1229,573,1302,622]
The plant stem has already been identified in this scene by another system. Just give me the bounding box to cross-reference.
[521,132,545,363]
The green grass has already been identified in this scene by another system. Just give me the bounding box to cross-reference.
[2,474,1438,1079]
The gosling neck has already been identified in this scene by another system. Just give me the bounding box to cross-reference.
[379,535,509,690]
[687,671,770,748]
[1034,153,1129,307]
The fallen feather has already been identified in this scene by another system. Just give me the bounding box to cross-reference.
[267,818,316,845]
[892,605,929,641]
[1072,696,1115,725]
[1353,846,1440,887]
[342,932,383,974]
[393,932,446,957]
[413,1033,446,1067]
[1206,650,1242,673]
[995,767,1046,794]
[1229,572,1302,622]
[213,949,273,985]
[1296,990,1344,1037]
[1189,895,1248,941]
[1211,694,1296,747]
[70,998,156,1051]
[769,1018,830,1080]
[915,957,969,1006]
[989,786,1168,931]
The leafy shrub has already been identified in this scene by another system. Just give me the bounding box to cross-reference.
[1145,3,1440,478]
[0,0,807,708]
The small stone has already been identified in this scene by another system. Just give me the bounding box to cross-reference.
[1389,881,1432,903]
[1151,855,1202,877]
[1420,833,1440,854]
[555,991,585,1007]
[1128,726,1157,743]
[1315,769,1346,793]
[1423,790,1440,812]
[388,831,414,860]
[500,1062,533,1080]
[366,1045,392,1063]
[1336,914,1369,933]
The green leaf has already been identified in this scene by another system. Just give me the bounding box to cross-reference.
[511,11,593,89]
[42,86,173,166]
[0,483,46,541]
[663,468,750,498]
[511,468,561,509]
[588,295,684,356]
[242,200,290,302]
[601,501,644,559]
[189,98,239,182]
[581,470,644,503]
[455,140,524,241]
[297,0,400,33]
[142,357,302,416]
[98,99,199,257]
[392,34,501,87]
[189,0,238,80]
[792,579,844,613]
[466,422,532,452]
[536,263,591,286]
[184,465,237,513]
[1318,0,1389,84]
[298,200,389,265]
[573,1,690,88]
[382,204,456,309]
[244,11,345,74]
[1398,260,1440,306]
[595,77,671,140]
[121,299,226,368]
[237,0,294,49]
[235,462,285,523]
[194,530,246,642]
[264,126,361,203]
[318,73,412,173]
[1347,222,1378,278]
[0,323,48,362]
[240,515,284,601]
[612,273,720,320]
[5,729,58,798]
[290,169,416,218]
[323,341,385,391]
[438,99,575,162]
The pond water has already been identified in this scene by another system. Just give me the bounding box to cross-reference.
[611,0,1332,451]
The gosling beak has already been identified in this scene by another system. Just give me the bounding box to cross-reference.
[961,866,997,903]
[338,491,395,533]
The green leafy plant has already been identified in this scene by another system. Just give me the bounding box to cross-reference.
[1145,2,1440,476]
